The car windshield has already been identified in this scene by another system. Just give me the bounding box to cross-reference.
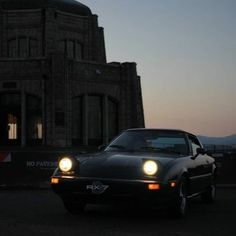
[106,130,189,155]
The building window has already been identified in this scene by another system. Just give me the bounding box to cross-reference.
[59,39,83,59]
[8,114,18,140]
[2,82,17,89]
[8,39,17,57]
[8,37,39,58]
[29,38,39,57]
[0,93,43,146]
[59,40,66,53]
[0,93,21,146]
[75,42,83,59]
[67,40,74,58]
[18,37,28,57]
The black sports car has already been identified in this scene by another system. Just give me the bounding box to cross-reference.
[51,129,216,217]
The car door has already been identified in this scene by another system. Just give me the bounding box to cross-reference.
[187,134,212,194]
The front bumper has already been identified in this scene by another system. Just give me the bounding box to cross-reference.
[51,176,178,205]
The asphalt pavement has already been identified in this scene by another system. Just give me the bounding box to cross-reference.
[0,188,235,236]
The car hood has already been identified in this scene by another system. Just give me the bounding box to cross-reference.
[76,151,178,180]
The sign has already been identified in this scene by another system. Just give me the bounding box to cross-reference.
[26,161,57,169]
[0,152,11,163]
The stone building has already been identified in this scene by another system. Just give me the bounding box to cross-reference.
[0,0,144,148]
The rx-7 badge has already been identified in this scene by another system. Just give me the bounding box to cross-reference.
[86,181,109,194]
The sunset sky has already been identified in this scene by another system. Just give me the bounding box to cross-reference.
[81,0,236,137]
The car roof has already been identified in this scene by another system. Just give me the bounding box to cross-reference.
[125,128,195,136]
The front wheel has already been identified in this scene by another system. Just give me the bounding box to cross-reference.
[62,199,86,215]
[170,177,188,218]
[201,179,216,203]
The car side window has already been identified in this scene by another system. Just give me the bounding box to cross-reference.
[188,135,201,156]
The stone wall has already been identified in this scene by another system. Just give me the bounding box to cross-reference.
[0,5,144,148]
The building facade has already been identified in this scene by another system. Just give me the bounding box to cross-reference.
[0,0,144,148]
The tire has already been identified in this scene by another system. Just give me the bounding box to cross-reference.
[171,177,188,218]
[201,177,216,204]
[62,199,86,215]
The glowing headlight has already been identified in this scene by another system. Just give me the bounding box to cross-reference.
[59,157,73,172]
[143,160,158,176]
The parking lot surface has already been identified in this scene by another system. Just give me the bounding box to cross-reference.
[0,188,235,236]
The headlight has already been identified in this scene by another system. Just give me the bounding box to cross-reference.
[59,157,73,172]
[143,160,158,176]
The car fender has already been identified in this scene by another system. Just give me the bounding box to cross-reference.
[162,161,189,185]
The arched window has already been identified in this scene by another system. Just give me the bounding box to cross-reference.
[0,93,21,146]
[0,93,42,146]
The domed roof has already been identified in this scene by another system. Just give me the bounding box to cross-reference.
[0,0,92,16]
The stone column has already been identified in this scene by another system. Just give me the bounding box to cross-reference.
[41,75,46,146]
[0,9,2,57]
[103,95,108,145]
[120,62,145,130]
[82,94,88,145]
[21,91,26,147]
[43,7,57,56]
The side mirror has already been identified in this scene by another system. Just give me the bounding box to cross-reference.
[196,147,206,155]
[192,147,206,160]
[98,144,106,151]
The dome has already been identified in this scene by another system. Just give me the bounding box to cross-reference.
[0,0,92,16]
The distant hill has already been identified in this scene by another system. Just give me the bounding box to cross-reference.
[198,135,236,146]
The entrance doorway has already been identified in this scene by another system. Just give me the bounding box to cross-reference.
[0,94,21,146]
[8,113,19,140]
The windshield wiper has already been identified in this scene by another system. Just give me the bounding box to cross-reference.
[140,146,163,151]
[162,150,185,155]
[140,147,185,155]
[108,144,126,149]
[108,145,137,152]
